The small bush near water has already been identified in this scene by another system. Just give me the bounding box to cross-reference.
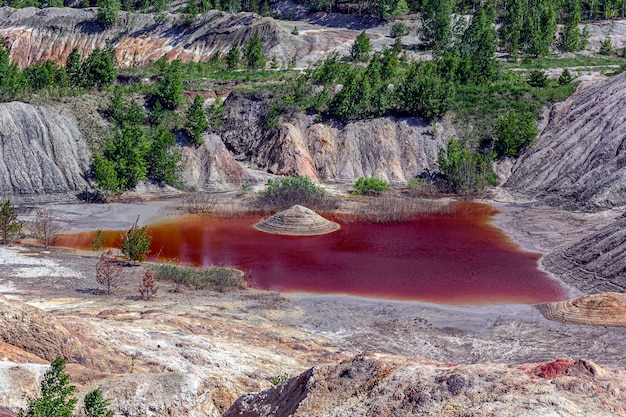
[352,177,389,196]
[151,262,246,292]
[255,176,339,213]
[341,195,454,224]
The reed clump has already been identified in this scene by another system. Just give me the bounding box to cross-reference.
[151,262,246,292]
[339,196,454,224]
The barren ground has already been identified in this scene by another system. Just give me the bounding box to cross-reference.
[3,197,626,372]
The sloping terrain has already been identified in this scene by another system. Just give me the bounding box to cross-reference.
[225,353,626,417]
[219,93,452,183]
[0,6,362,68]
[0,102,91,201]
[542,213,626,294]
[505,72,626,210]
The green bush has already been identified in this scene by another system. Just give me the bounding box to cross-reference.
[352,177,389,196]
[526,69,548,87]
[437,138,497,194]
[494,110,538,157]
[257,176,337,212]
[120,216,152,263]
[390,22,409,38]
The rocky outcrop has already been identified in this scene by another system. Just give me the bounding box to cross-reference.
[219,93,451,183]
[225,353,626,417]
[538,292,626,327]
[0,102,91,202]
[0,6,362,69]
[541,213,626,293]
[505,72,626,210]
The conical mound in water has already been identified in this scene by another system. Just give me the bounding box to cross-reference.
[254,205,340,236]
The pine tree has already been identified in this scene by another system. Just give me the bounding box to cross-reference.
[152,58,183,110]
[458,1,498,84]
[0,198,21,245]
[65,48,82,87]
[97,0,121,24]
[350,31,372,62]
[243,33,265,69]
[185,94,209,145]
[83,389,114,417]
[121,216,152,264]
[147,126,180,185]
[19,358,77,417]
[226,44,240,70]
[500,0,524,60]
[559,0,583,52]
[420,0,453,50]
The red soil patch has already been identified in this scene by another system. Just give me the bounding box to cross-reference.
[535,359,574,379]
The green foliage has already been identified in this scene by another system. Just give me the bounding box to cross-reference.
[106,86,146,126]
[558,0,584,52]
[291,26,299,35]
[23,60,67,91]
[269,373,290,385]
[243,33,265,70]
[456,1,498,84]
[97,0,121,24]
[350,31,371,62]
[0,198,22,245]
[390,21,409,38]
[526,69,548,87]
[494,110,538,157]
[395,61,455,120]
[225,44,241,70]
[0,40,21,99]
[152,58,183,110]
[258,176,335,212]
[558,68,574,85]
[120,216,152,263]
[93,156,120,194]
[65,48,83,87]
[599,37,613,55]
[83,389,113,417]
[92,229,106,251]
[437,138,496,194]
[82,47,116,89]
[102,124,150,190]
[146,125,180,185]
[207,97,225,129]
[420,0,452,50]
[185,94,209,145]
[19,357,77,417]
[352,177,389,196]
[151,262,246,291]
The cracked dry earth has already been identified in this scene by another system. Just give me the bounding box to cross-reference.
[0,202,625,416]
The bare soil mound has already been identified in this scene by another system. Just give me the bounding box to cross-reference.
[254,205,340,235]
[538,292,626,327]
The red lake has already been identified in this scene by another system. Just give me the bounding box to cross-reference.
[56,202,567,305]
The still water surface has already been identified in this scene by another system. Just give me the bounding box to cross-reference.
[56,202,567,305]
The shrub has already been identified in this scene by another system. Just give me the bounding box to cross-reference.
[352,177,389,196]
[185,94,209,145]
[526,69,548,87]
[120,216,152,263]
[83,388,114,417]
[96,249,123,295]
[152,263,246,292]
[599,37,613,55]
[139,269,158,300]
[32,209,62,250]
[350,31,372,62]
[437,138,497,194]
[269,373,290,385]
[558,68,573,85]
[390,21,409,38]
[92,229,106,251]
[256,176,338,212]
[494,110,538,157]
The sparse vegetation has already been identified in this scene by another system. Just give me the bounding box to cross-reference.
[269,373,290,385]
[139,269,159,300]
[256,176,339,213]
[96,249,124,295]
[151,262,246,291]
[120,216,152,264]
[32,209,62,250]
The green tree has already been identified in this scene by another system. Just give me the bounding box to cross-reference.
[599,37,613,55]
[93,156,120,193]
[65,48,83,87]
[500,0,524,60]
[558,67,574,85]
[420,0,453,50]
[225,44,241,70]
[152,58,183,110]
[437,138,495,194]
[103,124,149,189]
[185,94,209,145]
[558,0,584,52]
[395,61,454,120]
[97,0,121,24]
[0,40,21,99]
[0,198,21,245]
[120,216,152,263]
[494,110,538,157]
[390,21,409,38]
[457,1,498,84]
[243,33,265,69]
[392,0,409,16]
[260,0,269,15]
[147,126,180,185]
[526,69,548,87]
[19,357,77,417]
[83,388,114,417]
[350,31,372,62]
[83,47,116,89]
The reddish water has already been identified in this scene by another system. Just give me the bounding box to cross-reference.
[57,202,567,305]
